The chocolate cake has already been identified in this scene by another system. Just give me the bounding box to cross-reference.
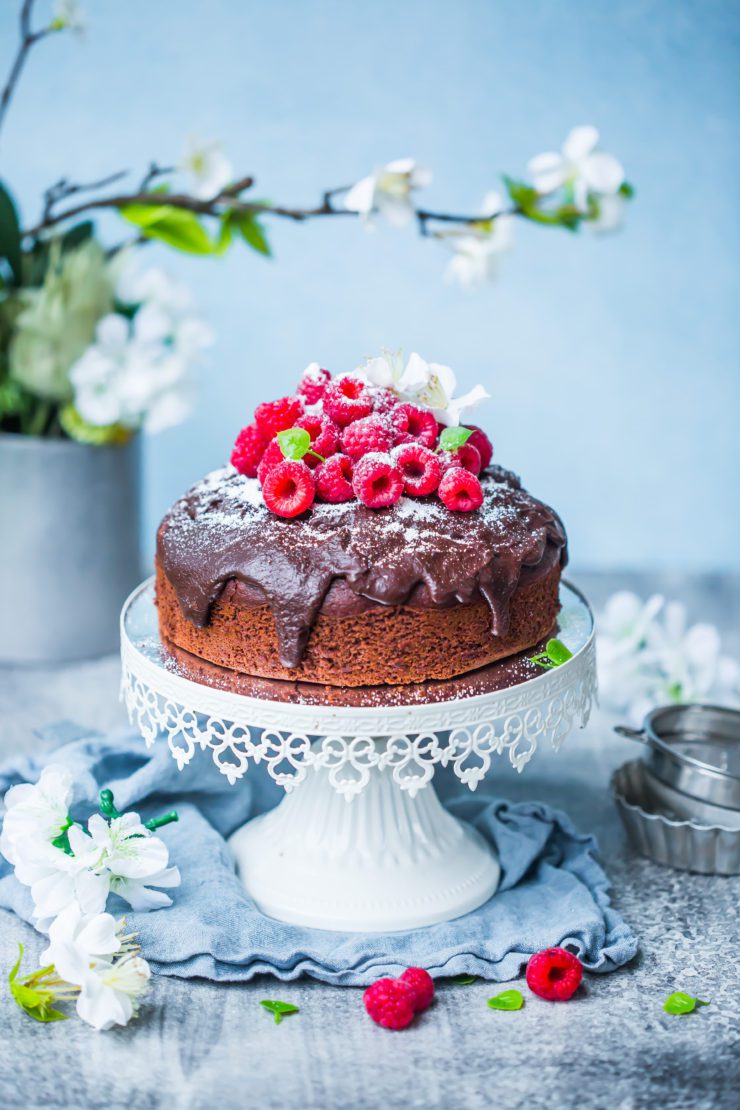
[155,356,568,687]
[156,463,567,687]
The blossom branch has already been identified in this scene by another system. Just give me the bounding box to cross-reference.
[0,0,54,141]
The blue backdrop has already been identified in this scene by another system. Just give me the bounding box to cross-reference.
[2,0,739,569]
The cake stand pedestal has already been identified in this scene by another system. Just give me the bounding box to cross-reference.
[121,579,596,932]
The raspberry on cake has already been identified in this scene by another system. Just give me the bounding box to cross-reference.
[156,355,568,687]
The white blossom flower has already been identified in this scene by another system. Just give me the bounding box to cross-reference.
[70,264,212,434]
[528,125,624,212]
[179,135,234,200]
[442,191,516,287]
[41,904,150,1031]
[51,0,85,33]
[598,591,740,726]
[67,812,180,912]
[344,158,431,227]
[589,192,627,234]
[357,350,489,426]
[0,765,74,866]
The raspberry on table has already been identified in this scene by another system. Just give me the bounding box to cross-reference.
[341,414,393,460]
[257,438,285,485]
[465,425,493,470]
[438,466,484,511]
[254,395,304,440]
[393,443,441,496]
[230,422,267,478]
[297,364,331,405]
[296,413,339,467]
[315,454,355,502]
[399,967,435,1012]
[363,978,417,1030]
[438,441,482,476]
[323,376,374,427]
[352,452,404,508]
[525,947,583,1002]
[261,459,315,518]
[391,403,438,449]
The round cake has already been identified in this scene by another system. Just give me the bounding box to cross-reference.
[155,356,568,687]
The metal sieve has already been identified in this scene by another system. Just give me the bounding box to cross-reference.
[615,703,740,815]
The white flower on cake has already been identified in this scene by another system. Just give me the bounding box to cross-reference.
[40,904,151,1031]
[435,191,516,288]
[70,264,212,434]
[528,125,624,213]
[179,134,234,200]
[357,350,490,426]
[598,591,740,726]
[344,158,432,227]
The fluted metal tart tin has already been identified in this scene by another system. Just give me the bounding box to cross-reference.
[614,704,740,813]
[611,760,740,875]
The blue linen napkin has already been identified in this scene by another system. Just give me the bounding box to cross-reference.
[0,723,638,985]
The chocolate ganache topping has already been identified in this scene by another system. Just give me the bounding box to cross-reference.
[156,463,568,669]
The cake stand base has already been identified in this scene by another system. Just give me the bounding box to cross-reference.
[229,761,500,932]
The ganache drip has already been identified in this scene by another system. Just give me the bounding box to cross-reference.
[156,464,568,669]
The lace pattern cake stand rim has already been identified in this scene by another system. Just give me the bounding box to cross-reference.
[120,578,596,932]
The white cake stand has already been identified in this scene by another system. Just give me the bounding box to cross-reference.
[120,579,596,932]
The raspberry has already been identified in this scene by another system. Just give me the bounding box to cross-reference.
[315,454,354,502]
[363,978,416,1030]
[254,395,304,440]
[296,414,339,468]
[526,947,583,1002]
[261,459,315,518]
[438,467,484,512]
[323,376,373,427]
[393,443,441,496]
[297,363,331,405]
[465,425,493,470]
[391,403,438,449]
[370,386,399,415]
[230,422,267,478]
[257,438,285,485]
[438,441,482,476]
[341,414,393,460]
[399,968,435,1012]
[352,453,403,509]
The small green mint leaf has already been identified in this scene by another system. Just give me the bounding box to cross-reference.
[438,427,474,453]
[277,427,311,461]
[487,989,524,1011]
[663,991,708,1015]
[545,639,573,666]
[260,999,299,1025]
[450,974,477,985]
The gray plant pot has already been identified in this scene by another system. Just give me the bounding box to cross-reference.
[0,432,142,664]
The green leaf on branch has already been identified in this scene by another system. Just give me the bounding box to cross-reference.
[487,989,524,1011]
[503,175,540,213]
[502,176,583,232]
[438,426,473,452]
[529,638,573,670]
[0,181,23,285]
[232,210,271,257]
[663,991,709,1015]
[619,182,635,199]
[260,999,299,1025]
[119,203,216,255]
